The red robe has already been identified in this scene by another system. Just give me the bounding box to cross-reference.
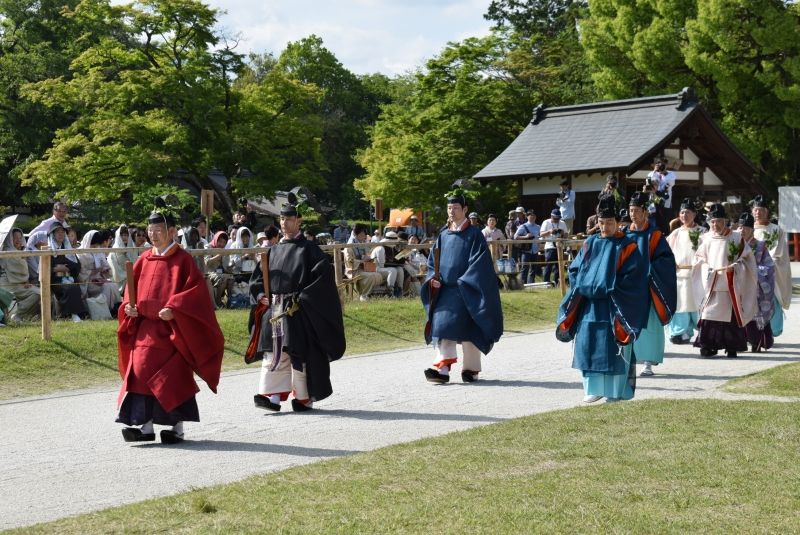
[117,244,224,412]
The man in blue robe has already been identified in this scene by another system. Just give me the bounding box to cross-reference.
[421,192,503,384]
[626,191,677,377]
[557,197,648,402]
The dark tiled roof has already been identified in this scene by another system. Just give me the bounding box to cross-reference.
[474,91,747,180]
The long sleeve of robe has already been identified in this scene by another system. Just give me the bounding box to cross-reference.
[421,223,503,355]
[627,223,677,326]
[117,246,224,412]
[753,222,791,310]
[556,233,648,373]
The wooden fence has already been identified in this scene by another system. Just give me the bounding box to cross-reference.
[0,238,583,340]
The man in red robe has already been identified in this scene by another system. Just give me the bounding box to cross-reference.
[116,206,224,444]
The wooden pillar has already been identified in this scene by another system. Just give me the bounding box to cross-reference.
[200,189,214,218]
[556,240,567,296]
[39,253,52,341]
[793,233,800,262]
[333,244,343,286]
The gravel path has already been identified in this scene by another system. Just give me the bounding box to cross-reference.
[2,289,798,530]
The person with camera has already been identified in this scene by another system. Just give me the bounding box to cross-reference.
[540,208,568,286]
[556,179,576,234]
[647,159,676,218]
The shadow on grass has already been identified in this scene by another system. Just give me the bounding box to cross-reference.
[317,408,504,423]
[136,440,360,457]
[344,314,419,343]
[52,341,117,371]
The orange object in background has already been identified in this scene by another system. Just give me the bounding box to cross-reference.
[387,208,423,230]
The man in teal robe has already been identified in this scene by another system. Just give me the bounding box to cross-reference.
[625,191,677,377]
[557,197,648,402]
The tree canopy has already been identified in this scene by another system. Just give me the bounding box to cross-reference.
[2,0,798,224]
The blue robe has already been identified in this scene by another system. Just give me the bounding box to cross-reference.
[557,233,648,375]
[626,222,677,364]
[421,223,503,354]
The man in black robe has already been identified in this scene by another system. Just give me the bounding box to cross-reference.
[248,203,346,411]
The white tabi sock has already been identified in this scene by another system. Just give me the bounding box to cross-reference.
[172,421,184,435]
[438,365,450,376]
[140,420,154,434]
[269,394,281,405]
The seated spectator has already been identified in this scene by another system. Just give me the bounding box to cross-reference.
[78,230,122,318]
[47,222,87,322]
[255,231,268,247]
[585,213,600,236]
[204,231,234,309]
[371,228,382,243]
[404,215,426,242]
[192,216,210,245]
[304,229,317,244]
[108,225,135,293]
[24,231,49,282]
[0,227,41,322]
[344,224,384,301]
[371,231,404,298]
[399,234,428,296]
[333,219,350,244]
[227,227,256,280]
[66,227,79,249]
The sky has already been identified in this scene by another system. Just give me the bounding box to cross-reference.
[204,0,494,75]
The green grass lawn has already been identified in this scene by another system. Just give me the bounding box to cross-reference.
[11,399,800,534]
[0,289,562,400]
[724,362,800,397]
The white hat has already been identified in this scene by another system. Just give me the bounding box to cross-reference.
[383,230,398,239]
[256,232,268,243]
[515,206,525,213]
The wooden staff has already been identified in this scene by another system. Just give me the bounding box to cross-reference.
[125,261,137,306]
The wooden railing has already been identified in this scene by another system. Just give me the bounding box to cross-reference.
[0,238,583,340]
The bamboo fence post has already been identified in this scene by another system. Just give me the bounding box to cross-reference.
[556,240,567,296]
[38,252,52,341]
[333,244,343,287]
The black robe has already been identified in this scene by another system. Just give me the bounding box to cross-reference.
[247,237,345,401]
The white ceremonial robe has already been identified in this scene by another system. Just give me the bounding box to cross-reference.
[692,230,757,325]
[753,222,791,311]
[667,225,705,313]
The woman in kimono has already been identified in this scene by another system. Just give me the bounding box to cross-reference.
[737,212,775,352]
[108,225,135,293]
[48,221,87,322]
[78,230,122,318]
[0,227,41,322]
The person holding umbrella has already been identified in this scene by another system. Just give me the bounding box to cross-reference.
[422,191,503,384]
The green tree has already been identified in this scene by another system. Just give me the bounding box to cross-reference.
[355,34,535,216]
[0,0,122,206]
[20,0,243,211]
[581,0,800,185]
[276,35,382,217]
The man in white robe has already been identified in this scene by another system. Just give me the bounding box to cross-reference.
[692,203,757,358]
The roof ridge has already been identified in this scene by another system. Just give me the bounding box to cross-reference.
[539,91,693,115]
